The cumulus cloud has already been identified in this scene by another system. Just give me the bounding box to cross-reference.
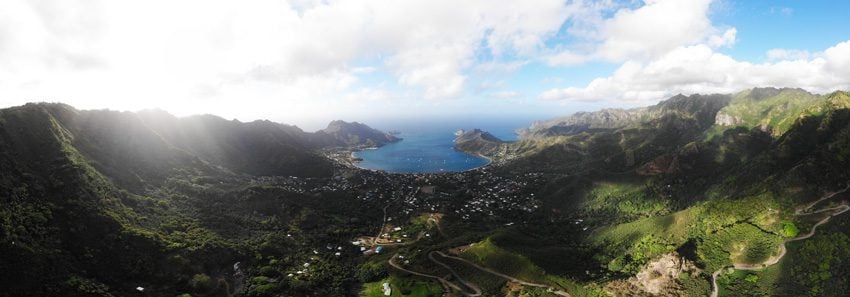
[0,0,573,119]
[708,28,737,48]
[541,40,850,103]
[766,48,812,61]
[1,0,845,122]
[474,61,529,73]
[546,0,735,65]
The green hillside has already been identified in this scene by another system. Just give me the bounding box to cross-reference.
[3,88,850,296]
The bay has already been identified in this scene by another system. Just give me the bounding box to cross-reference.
[351,117,532,173]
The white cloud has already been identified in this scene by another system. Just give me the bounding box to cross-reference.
[491,91,522,100]
[0,0,844,123]
[545,50,587,66]
[541,40,850,103]
[546,0,736,65]
[596,0,714,61]
[475,61,529,73]
[769,7,794,16]
[0,0,574,119]
[708,28,737,48]
[766,48,812,61]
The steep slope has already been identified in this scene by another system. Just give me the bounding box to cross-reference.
[475,90,850,296]
[470,93,731,175]
[136,109,332,179]
[0,103,379,296]
[711,87,832,137]
[517,93,731,139]
[312,120,400,148]
[516,108,648,138]
[0,104,236,296]
[454,129,506,157]
[3,90,850,297]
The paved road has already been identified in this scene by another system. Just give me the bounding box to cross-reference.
[710,186,850,297]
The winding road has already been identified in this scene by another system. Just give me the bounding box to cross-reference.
[432,251,571,296]
[383,224,571,296]
[387,249,571,296]
[388,253,482,296]
[710,185,850,297]
[375,187,570,296]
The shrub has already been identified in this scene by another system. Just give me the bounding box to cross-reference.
[189,273,213,292]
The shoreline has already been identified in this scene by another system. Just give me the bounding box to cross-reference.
[347,146,492,175]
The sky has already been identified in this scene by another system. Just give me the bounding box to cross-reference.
[0,0,848,130]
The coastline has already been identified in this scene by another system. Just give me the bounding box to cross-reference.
[348,145,492,174]
[459,151,493,173]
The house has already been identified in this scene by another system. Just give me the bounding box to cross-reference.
[382,282,392,296]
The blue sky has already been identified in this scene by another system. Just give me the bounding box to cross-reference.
[0,0,848,130]
[714,0,850,61]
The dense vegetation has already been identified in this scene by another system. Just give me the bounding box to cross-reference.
[2,87,850,296]
[460,88,850,296]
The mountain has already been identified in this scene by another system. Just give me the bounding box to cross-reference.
[311,120,400,148]
[453,129,506,157]
[0,103,388,296]
[517,93,731,139]
[458,93,733,175]
[467,90,850,176]
[455,88,850,296]
[516,107,648,138]
[3,89,850,297]
[712,87,850,136]
[0,103,207,296]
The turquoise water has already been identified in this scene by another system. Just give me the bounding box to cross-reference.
[352,118,530,173]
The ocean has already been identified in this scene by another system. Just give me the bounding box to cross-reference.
[351,117,534,173]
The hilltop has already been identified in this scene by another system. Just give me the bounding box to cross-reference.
[313,120,401,148]
[453,129,506,157]
[3,88,850,297]
[452,88,850,296]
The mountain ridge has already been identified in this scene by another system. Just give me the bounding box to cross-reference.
[3,87,850,296]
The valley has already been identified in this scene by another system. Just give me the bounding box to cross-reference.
[2,88,850,297]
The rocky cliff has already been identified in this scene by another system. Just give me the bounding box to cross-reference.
[312,120,400,148]
[454,129,505,157]
[518,93,731,139]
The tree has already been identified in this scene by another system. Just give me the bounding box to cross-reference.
[780,221,799,238]
[189,273,213,292]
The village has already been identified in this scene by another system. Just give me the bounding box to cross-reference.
[253,152,551,288]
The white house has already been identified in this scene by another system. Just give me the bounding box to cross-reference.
[382,282,392,296]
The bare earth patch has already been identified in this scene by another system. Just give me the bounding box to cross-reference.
[606,252,701,296]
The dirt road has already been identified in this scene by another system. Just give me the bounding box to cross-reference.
[710,186,850,297]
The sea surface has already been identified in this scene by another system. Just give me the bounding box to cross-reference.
[352,117,533,173]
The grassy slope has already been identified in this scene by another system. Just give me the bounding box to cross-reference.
[360,276,443,297]
[591,208,694,251]
[460,238,605,297]
[711,89,850,138]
